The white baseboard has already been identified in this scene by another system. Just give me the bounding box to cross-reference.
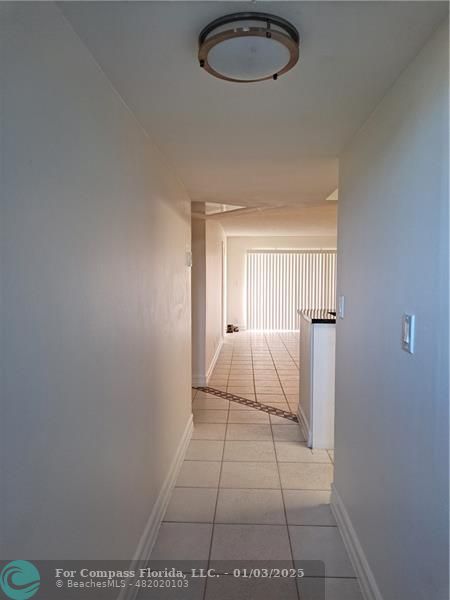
[331,485,384,600]
[296,405,311,448]
[117,414,193,600]
[192,374,207,387]
[192,339,224,388]
[206,338,223,384]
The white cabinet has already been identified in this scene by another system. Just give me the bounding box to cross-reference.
[298,311,336,450]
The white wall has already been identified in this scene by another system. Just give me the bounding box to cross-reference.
[227,236,337,328]
[205,221,226,374]
[334,21,448,600]
[0,4,192,559]
[192,216,225,384]
[191,216,206,385]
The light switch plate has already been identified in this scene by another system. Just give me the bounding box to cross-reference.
[401,314,415,354]
[338,295,345,319]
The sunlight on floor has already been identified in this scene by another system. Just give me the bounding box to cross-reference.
[144,332,360,600]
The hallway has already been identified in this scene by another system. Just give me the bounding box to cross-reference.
[148,333,361,599]
[2,5,448,600]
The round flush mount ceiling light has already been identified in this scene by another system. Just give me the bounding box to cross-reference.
[198,12,300,83]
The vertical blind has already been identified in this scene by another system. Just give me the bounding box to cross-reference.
[246,250,337,330]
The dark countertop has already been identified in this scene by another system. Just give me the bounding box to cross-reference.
[297,309,336,324]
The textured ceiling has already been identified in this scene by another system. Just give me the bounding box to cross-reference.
[62,1,447,208]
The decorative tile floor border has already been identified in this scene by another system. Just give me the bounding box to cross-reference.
[194,386,299,423]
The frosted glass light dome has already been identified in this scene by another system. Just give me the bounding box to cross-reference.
[198,13,300,83]
[207,36,291,81]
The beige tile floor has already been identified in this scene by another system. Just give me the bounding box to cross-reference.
[145,332,362,600]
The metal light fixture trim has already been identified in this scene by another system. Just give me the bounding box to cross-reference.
[198,12,300,83]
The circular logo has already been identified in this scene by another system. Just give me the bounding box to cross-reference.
[0,561,40,600]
